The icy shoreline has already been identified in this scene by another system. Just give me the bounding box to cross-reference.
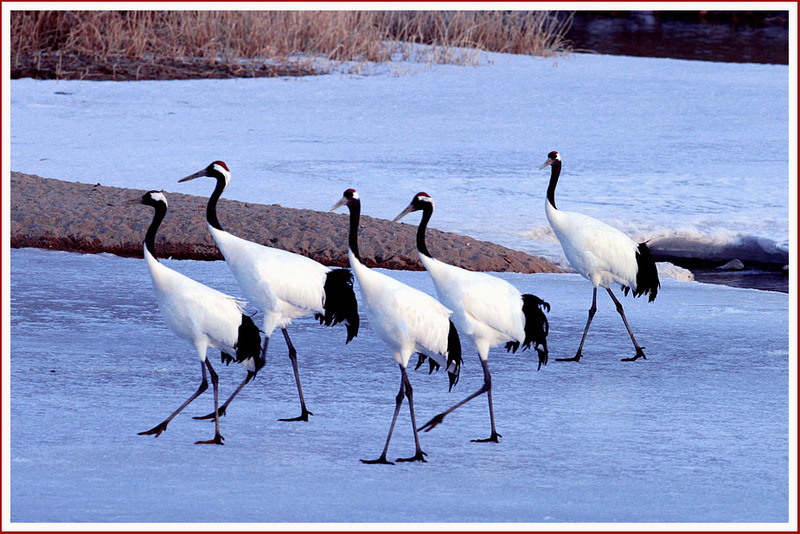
[649,232,788,267]
[9,171,560,274]
[10,171,788,293]
[9,52,790,295]
[648,232,788,293]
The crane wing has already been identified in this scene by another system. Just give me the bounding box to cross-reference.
[148,258,244,353]
[211,226,328,314]
[357,265,453,360]
[422,255,524,344]
[552,209,639,288]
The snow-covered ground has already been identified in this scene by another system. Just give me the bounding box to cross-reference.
[7,248,791,523]
[5,48,794,526]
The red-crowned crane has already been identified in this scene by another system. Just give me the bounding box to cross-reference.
[331,189,462,464]
[394,192,549,442]
[179,161,358,422]
[133,191,261,445]
[540,151,660,362]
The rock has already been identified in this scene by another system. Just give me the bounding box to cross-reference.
[717,259,745,271]
[656,262,695,282]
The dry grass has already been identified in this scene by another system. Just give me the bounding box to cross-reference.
[10,10,573,80]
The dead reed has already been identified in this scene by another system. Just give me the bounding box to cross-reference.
[10,10,573,80]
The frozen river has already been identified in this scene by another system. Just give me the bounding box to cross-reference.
[7,41,792,526]
[8,248,790,524]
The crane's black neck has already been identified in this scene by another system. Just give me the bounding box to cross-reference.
[546,159,561,211]
[416,204,433,259]
[347,200,362,262]
[145,202,167,258]
[206,175,226,231]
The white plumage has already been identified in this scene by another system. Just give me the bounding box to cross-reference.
[208,227,329,332]
[546,207,640,290]
[180,161,358,421]
[541,150,660,362]
[349,250,454,368]
[394,192,549,442]
[332,188,462,464]
[134,191,261,445]
[145,248,246,357]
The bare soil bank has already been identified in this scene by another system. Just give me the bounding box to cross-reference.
[10,171,561,274]
[10,53,318,81]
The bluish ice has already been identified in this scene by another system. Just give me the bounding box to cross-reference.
[7,248,791,524]
[6,48,794,526]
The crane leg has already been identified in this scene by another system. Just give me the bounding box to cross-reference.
[194,336,269,421]
[139,362,209,439]
[278,327,313,422]
[472,359,501,443]
[558,287,598,362]
[396,368,428,462]
[417,358,499,442]
[362,365,406,465]
[606,288,647,361]
[195,359,225,445]
[193,374,248,420]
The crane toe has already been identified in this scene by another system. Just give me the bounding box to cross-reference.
[138,422,168,438]
[278,409,313,422]
[418,413,446,433]
[195,433,225,445]
[621,347,647,362]
[361,456,394,465]
[396,451,428,463]
[193,406,227,420]
[471,431,502,443]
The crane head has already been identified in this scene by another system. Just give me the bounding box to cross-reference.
[331,188,359,211]
[178,160,231,190]
[130,190,168,209]
[540,151,560,169]
[393,192,434,222]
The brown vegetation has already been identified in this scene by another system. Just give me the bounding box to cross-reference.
[10,10,572,81]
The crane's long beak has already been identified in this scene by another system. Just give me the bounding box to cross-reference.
[393,203,416,223]
[539,158,555,170]
[125,197,143,205]
[330,197,347,211]
[178,169,208,183]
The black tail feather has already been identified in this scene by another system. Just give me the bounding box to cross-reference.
[412,322,461,390]
[234,314,263,373]
[414,352,440,374]
[446,320,462,391]
[316,268,360,343]
[629,242,660,302]
[505,294,550,371]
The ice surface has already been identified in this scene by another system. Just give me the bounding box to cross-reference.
[8,52,790,265]
[7,248,791,524]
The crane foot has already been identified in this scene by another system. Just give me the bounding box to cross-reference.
[471,431,502,443]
